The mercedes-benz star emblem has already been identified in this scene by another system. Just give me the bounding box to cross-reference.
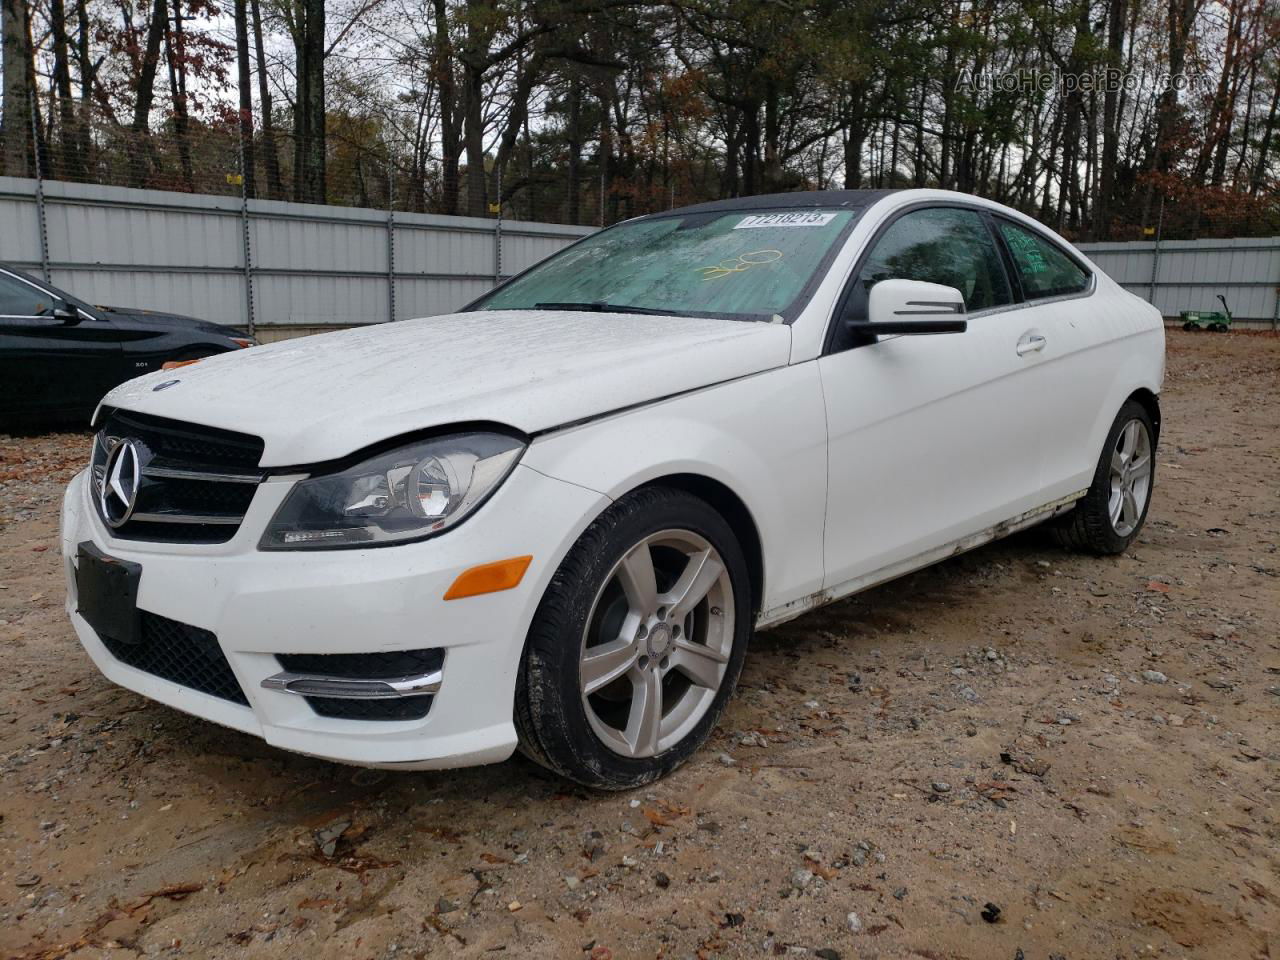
[100,440,142,528]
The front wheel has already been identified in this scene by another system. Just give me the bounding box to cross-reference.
[1051,400,1156,554]
[514,487,751,789]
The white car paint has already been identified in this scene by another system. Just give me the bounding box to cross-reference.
[62,188,1165,770]
[102,310,793,466]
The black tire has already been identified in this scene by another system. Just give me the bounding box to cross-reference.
[1181,321,1194,331]
[514,487,752,790]
[1050,400,1156,555]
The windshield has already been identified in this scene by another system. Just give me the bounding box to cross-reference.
[472,208,859,321]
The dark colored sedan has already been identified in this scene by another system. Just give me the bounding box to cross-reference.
[0,265,254,425]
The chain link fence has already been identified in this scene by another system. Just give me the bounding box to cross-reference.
[15,95,697,230]
[13,94,1280,237]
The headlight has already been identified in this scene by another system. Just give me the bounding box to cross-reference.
[260,432,525,550]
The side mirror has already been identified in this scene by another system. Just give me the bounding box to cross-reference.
[847,279,968,336]
[52,301,82,325]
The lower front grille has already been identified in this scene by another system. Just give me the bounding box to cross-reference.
[275,649,443,721]
[300,696,436,721]
[99,611,248,706]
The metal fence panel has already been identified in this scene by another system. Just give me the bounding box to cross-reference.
[7,174,1271,331]
[1078,237,1279,326]
[0,175,593,332]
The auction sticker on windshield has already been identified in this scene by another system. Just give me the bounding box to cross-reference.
[735,212,838,229]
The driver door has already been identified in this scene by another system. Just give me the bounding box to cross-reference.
[817,205,1047,591]
[0,269,122,423]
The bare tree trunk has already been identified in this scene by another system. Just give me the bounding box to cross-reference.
[1251,78,1280,194]
[1198,0,1243,184]
[233,0,256,196]
[49,0,77,177]
[741,101,761,194]
[73,0,92,173]
[251,0,283,199]
[912,81,926,187]
[1097,0,1127,239]
[1,0,32,176]
[488,50,541,211]
[432,0,461,214]
[1230,29,1260,187]
[462,57,485,216]
[566,78,581,223]
[128,0,168,188]
[721,106,740,196]
[292,0,325,203]
[1152,0,1204,175]
[165,0,195,190]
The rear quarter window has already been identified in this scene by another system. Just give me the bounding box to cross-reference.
[997,220,1090,300]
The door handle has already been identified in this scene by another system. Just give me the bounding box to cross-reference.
[1016,333,1047,356]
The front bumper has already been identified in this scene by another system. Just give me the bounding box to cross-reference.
[60,463,607,769]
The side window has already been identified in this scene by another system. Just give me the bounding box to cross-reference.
[857,207,1012,312]
[0,272,53,317]
[997,221,1089,299]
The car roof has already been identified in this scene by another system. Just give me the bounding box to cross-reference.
[646,189,901,218]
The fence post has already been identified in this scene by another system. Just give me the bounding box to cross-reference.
[387,169,396,322]
[238,134,256,338]
[29,90,50,283]
[1147,196,1164,309]
[493,163,503,286]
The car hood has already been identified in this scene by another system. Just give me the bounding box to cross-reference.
[98,305,240,338]
[100,310,792,466]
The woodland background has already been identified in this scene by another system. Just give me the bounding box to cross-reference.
[1,0,1278,239]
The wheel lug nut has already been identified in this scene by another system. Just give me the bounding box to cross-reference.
[656,607,667,621]
[637,625,648,640]
[638,655,649,670]
[659,656,669,670]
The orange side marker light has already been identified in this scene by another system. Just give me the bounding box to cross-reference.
[443,555,533,601]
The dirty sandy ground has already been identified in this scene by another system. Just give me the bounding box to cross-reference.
[1,330,1277,960]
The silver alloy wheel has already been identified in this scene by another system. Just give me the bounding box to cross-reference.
[579,529,734,759]
[1109,418,1152,537]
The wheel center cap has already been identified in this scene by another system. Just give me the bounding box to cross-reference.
[647,623,672,658]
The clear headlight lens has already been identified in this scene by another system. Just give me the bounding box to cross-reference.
[260,432,525,550]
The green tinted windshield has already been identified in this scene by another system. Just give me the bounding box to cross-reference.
[473,208,858,320]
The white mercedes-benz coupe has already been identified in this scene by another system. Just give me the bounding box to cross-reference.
[61,189,1164,788]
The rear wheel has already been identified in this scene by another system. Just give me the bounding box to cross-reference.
[515,487,751,789]
[1051,400,1156,554]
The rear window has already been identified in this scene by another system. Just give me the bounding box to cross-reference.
[472,208,859,321]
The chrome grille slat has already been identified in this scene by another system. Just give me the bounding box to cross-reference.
[142,466,262,484]
[130,511,245,525]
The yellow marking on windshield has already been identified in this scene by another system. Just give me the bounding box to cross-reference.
[697,249,783,280]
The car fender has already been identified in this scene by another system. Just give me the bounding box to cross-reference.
[1082,317,1165,481]
[521,362,829,615]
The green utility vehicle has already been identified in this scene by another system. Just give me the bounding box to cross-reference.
[1180,295,1233,332]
